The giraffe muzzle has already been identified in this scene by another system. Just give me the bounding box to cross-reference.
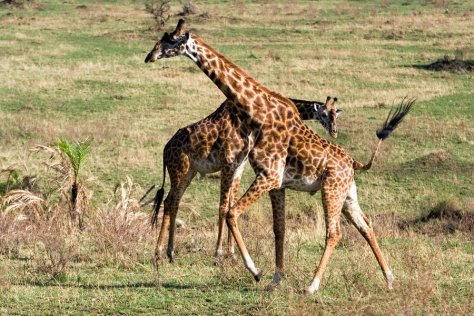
[145,50,161,63]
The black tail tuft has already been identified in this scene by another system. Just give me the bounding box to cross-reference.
[151,187,165,228]
[376,97,415,140]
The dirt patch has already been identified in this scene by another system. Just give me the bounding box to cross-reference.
[410,150,451,168]
[397,150,465,173]
[401,201,474,237]
[415,57,474,73]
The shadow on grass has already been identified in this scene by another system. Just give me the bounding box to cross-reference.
[12,279,256,291]
[12,280,160,289]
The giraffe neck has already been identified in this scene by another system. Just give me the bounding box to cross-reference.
[185,35,290,119]
[291,99,324,121]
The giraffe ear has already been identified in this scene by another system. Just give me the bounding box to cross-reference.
[336,109,343,118]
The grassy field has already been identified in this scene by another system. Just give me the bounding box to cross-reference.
[1,0,473,314]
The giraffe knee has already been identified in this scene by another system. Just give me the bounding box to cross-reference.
[225,210,237,227]
[218,204,228,216]
[327,226,342,244]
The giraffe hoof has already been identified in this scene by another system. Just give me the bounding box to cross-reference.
[154,253,164,267]
[304,288,314,296]
[253,269,262,282]
[385,271,394,290]
[214,257,223,267]
[226,253,237,261]
[264,282,279,292]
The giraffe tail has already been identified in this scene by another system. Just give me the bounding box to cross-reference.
[150,160,167,228]
[139,158,167,228]
[353,98,415,171]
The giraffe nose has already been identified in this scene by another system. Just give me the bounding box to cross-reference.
[145,52,152,63]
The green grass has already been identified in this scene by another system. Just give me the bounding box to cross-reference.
[1,0,473,314]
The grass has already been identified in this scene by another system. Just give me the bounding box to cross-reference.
[1,0,473,314]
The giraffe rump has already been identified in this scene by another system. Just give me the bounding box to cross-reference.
[376,97,415,140]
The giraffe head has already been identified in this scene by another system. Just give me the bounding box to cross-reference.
[145,18,190,63]
[315,96,342,138]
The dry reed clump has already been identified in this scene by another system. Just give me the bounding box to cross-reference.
[0,212,30,259]
[0,195,80,279]
[87,176,153,267]
[0,142,92,279]
[1,189,44,222]
[28,207,80,279]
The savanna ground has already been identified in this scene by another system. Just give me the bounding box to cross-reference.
[0,0,473,314]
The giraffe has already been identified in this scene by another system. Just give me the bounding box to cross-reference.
[141,96,341,264]
[145,19,412,293]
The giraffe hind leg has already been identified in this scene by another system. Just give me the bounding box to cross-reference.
[306,178,354,295]
[154,154,194,264]
[166,168,196,263]
[342,182,394,289]
[264,188,286,291]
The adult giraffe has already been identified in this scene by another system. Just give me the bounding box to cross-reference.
[145,19,410,293]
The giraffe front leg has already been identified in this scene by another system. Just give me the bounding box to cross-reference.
[226,174,280,282]
[265,188,286,291]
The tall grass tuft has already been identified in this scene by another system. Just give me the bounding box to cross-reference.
[88,176,152,267]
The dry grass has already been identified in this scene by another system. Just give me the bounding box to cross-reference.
[0,0,473,314]
[87,176,153,267]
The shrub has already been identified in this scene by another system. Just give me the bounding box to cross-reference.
[145,0,171,30]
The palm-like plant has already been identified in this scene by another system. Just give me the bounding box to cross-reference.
[54,138,92,229]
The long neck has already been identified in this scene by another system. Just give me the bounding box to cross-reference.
[185,36,285,119]
[290,98,324,121]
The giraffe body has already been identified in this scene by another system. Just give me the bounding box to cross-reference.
[145,19,412,292]
[149,97,340,262]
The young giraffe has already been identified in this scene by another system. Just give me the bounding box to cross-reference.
[142,96,340,263]
[145,19,411,293]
